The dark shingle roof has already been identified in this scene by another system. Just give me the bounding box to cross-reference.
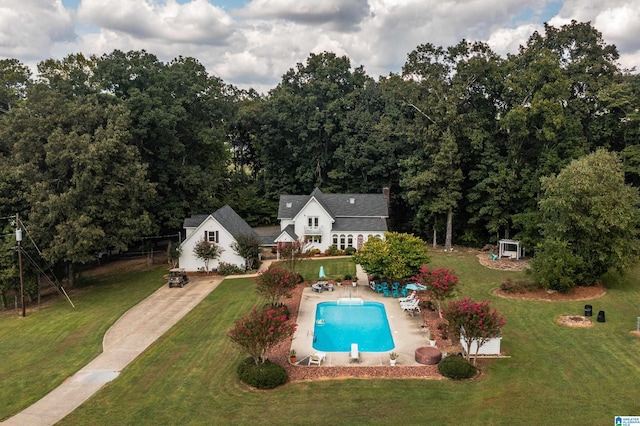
[277,195,310,219]
[332,217,388,232]
[277,188,388,219]
[279,224,298,240]
[183,214,209,228]
[183,205,256,239]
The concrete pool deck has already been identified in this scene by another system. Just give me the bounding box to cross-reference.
[291,282,434,367]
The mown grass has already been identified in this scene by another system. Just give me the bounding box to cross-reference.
[295,257,356,282]
[5,253,640,425]
[58,252,640,425]
[0,265,167,420]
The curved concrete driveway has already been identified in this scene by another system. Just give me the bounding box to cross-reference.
[2,274,224,426]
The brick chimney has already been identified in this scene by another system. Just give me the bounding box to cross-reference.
[382,187,390,205]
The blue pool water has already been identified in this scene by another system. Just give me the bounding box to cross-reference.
[312,300,395,352]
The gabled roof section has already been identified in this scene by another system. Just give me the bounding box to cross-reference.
[183,205,256,239]
[275,224,298,242]
[277,188,388,219]
[212,205,256,239]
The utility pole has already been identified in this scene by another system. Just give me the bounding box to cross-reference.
[16,213,25,317]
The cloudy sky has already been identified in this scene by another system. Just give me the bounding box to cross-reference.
[1,0,638,92]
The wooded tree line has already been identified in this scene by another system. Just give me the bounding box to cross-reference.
[1,21,639,291]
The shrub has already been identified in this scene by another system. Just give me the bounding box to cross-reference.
[438,355,477,379]
[308,248,321,256]
[344,246,356,255]
[265,303,290,320]
[500,277,524,293]
[236,357,288,389]
[324,244,340,256]
[500,277,536,294]
[217,262,244,276]
[344,274,352,281]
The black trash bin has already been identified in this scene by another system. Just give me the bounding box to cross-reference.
[584,305,592,317]
[597,310,605,322]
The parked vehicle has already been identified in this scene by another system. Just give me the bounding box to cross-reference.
[168,268,189,288]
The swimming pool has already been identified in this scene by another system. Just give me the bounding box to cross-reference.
[312,299,395,352]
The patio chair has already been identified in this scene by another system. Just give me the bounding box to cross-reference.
[383,287,391,297]
[400,286,409,298]
[376,283,384,293]
[400,299,419,311]
[309,352,326,366]
[350,343,359,363]
[391,287,399,298]
[398,291,416,303]
[490,252,499,261]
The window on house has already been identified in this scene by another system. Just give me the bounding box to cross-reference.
[347,234,353,248]
[332,234,338,246]
[308,216,319,229]
[339,234,346,250]
[205,230,219,243]
[307,235,322,243]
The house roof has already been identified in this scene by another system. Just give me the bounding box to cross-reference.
[183,205,256,239]
[277,224,298,241]
[332,217,388,233]
[278,188,389,219]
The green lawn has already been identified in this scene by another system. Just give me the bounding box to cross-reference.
[6,253,640,425]
[296,257,356,282]
[0,265,167,420]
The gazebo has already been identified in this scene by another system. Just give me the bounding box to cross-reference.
[498,239,523,259]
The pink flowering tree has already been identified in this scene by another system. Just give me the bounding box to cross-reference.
[412,266,460,318]
[255,265,300,306]
[443,297,505,365]
[228,305,297,365]
[277,240,305,272]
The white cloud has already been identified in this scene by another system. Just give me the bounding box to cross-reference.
[78,0,235,44]
[0,0,75,60]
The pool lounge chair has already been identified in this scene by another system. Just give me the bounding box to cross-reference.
[350,343,360,363]
[398,291,415,303]
[309,352,326,366]
[401,299,420,314]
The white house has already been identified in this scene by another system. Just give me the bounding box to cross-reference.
[276,188,389,252]
[179,205,257,272]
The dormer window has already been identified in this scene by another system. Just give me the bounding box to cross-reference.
[286,202,292,208]
[349,198,355,204]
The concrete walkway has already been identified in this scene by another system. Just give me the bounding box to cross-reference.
[2,274,224,426]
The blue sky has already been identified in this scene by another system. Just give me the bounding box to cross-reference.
[3,1,638,92]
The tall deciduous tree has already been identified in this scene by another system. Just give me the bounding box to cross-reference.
[257,52,369,197]
[0,58,31,116]
[92,51,232,231]
[2,85,154,286]
[533,149,640,287]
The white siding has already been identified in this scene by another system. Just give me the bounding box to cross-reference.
[293,199,333,251]
[179,216,246,272]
